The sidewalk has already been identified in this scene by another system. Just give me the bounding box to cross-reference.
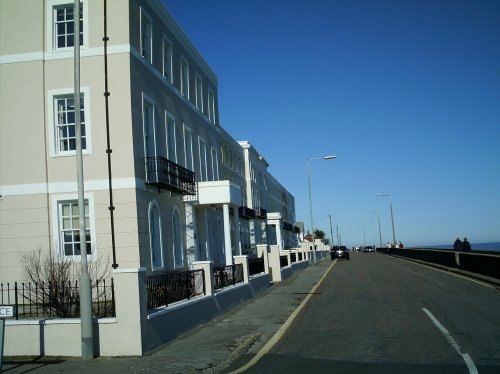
[3,259,333,374]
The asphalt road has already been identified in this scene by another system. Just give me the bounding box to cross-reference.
[227,252,500,373]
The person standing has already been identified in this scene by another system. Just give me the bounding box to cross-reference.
[453,237,463,251]
[462,237,471,252]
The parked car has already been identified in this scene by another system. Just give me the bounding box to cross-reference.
[331,246,350,260]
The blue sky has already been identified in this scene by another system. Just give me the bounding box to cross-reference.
[164,0,500,247]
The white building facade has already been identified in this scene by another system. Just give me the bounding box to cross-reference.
[0,0,298,283]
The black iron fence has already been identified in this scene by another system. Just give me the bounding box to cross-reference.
[280,255,288,268]
[213,264,243,290]
[0,279,115,320]
[298,252,303,261]
[248,255,265,276]
[290,252,297,263]
[146,269,205,310]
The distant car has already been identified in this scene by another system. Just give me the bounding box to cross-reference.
[362,245,375,253]
[331,245,350,260]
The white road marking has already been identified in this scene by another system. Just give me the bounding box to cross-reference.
[422,307,478,374]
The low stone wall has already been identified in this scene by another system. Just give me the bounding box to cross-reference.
[4,247,315,357]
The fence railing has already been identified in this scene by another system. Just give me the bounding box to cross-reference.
[145,156,196,195]
[146,269,205,310]
[298,252,303,261]
[213,264,243,290]
[290,252,297,263]
[248,255,265,276]
[280,255,288,268]
[0,279,115,320]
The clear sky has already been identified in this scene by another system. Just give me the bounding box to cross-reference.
[163,0,500,247]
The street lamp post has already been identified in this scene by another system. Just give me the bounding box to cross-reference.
[74,0,93,359]
[371,210,383,248]
[376,193,396,245]
[362,217,374,247]
[307,155,336,263]
[329,214,334,247]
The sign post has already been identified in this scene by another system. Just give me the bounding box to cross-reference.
[0,305,15,372]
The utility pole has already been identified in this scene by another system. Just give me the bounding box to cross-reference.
[74,0,94,359]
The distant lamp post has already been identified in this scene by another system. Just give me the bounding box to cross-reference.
[307,155,336,262]
[376,193,396,245]
[363,216,376,247]
[371,210,383,248]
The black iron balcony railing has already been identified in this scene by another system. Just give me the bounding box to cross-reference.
[145,156,196,195]
[255,207,267,219]
[238,206,256,219]
[283,221,295,232]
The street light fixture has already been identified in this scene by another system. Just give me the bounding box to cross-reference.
[376,193,396,245]
[307,155,336,262]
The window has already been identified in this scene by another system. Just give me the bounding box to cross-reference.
[54,94,86,153]
[48,88,91,157]
[199,138,208,182]
[53,3,83,49]
[140,9,152,63]
[181,57,189,98]
[59,200,91,257]
[211,147,219,181]
[172,208,183,268]
[207,88,215,123]
[184,125,193,171]
[149,201,163,269]
[166,112,177,163]
[143,95,156,159]
[195,74,203,111]
[162,35,173,83]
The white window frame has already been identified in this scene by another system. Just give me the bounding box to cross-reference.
[180,56,190,99]
[148,200,164,270]
[195,73,203,111]
[198,137,208,182]
[165,111,177,163]
[162,34,173,83]
[183,124,194,171]
[172,207,184,268]
[211,147,219,181]
[46,0,88,52]
[142,93,157,159]
[51,192,96,261]
[140,7,153,63]
[48,87,92,157]
[207,88,215,123]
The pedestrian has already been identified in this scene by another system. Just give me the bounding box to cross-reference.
[398,241,404,249]
[462,237,471,252]
[453,237,463,251]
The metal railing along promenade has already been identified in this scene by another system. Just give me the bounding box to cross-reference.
[0,279,115,319]
[213,264,244,290]
[146,269,205,310]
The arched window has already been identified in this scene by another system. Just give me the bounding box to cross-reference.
[172,208,183,268]
[149,201,163,269]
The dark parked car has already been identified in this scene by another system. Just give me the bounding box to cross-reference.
[362,245,375,253]
[331,246,350,260]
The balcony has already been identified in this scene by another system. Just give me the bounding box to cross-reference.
[145,156,196,195]
[238,206,256,219]
[255,207,267,219]
[283,221,295,232]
